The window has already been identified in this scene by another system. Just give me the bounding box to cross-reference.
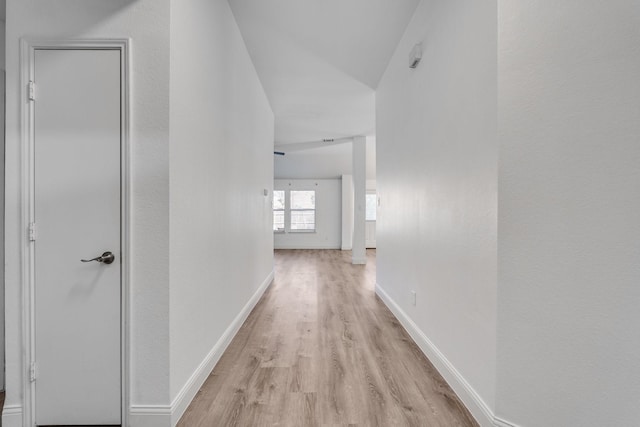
[273,190,285,232]
[366,192,377,221]
[290,190,316,231]
[273,189,317,233]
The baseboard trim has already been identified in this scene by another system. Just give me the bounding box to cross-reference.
[170,269,275,426]
[1,405,23,427]
[128,271,274,427]
[375,283,519,427]
[3,401,174,427]
[130,405,172,427]
[4,271,275,427]
[274,244,341,250]
[494,416,519,427]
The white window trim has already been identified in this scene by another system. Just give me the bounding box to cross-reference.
[273,190,286,233]
[273,189,317,233]
[289,190,316,233]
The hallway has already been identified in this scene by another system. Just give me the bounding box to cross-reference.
[178,250,477,426]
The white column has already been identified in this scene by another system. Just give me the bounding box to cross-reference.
[0,70,5,389]
[352,136,366,264]
[341,174,353,250]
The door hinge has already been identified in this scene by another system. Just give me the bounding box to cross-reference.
[28,81,36,101]
[30,361,37,382]
[29,222,37,241]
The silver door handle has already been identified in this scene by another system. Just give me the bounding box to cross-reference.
[81,251,115,265]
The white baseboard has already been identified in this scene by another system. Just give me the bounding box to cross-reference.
[274,244,341,250]
[1,405,23,427]
[2,401,174,427]
[494,416,519,427]
[375,283,519,427]
[169,269,275,426]
[129,405,172,427]
[4,271,275,427]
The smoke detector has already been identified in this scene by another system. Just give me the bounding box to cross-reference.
[409,43,422,69]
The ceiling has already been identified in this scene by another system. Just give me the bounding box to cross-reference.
[274,137,376,180]
[228,0,420,144]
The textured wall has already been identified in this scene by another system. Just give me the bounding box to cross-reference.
[169,0,274,406]
[4,0,171,415]
[376,0,497,418]
[497,1,640,425]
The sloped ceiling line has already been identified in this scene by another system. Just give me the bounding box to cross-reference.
[228,0,421,145]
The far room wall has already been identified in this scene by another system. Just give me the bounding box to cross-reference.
[274,138,376,251]
[274,179,342,250]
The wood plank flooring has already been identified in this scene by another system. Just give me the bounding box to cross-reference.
[178,249,478,427]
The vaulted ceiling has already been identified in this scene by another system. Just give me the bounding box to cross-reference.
[228,0,420,145]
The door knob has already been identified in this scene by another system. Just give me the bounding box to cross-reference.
[81,251,115,265]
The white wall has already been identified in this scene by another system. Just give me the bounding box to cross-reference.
[274,179,341,250]
[4,2,275,424]
[0,17,5,391]
[4,0,172,421]
[0,20,5,70]
[376,0,497,424]
[169,0,274,422]
[497,2,640,426]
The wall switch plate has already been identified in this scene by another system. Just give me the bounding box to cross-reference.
[411,290,417,306]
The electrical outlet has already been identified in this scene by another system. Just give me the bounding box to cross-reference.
[411,290,417,306]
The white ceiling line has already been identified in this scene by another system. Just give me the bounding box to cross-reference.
[274,136,354,153]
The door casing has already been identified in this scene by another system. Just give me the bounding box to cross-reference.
[20,39,131,427]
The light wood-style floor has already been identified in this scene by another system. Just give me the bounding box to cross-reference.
[178,249,478,427]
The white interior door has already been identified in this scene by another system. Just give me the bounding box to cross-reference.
[33,48,122,426]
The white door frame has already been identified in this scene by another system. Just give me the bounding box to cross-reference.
[19,39,131,427]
